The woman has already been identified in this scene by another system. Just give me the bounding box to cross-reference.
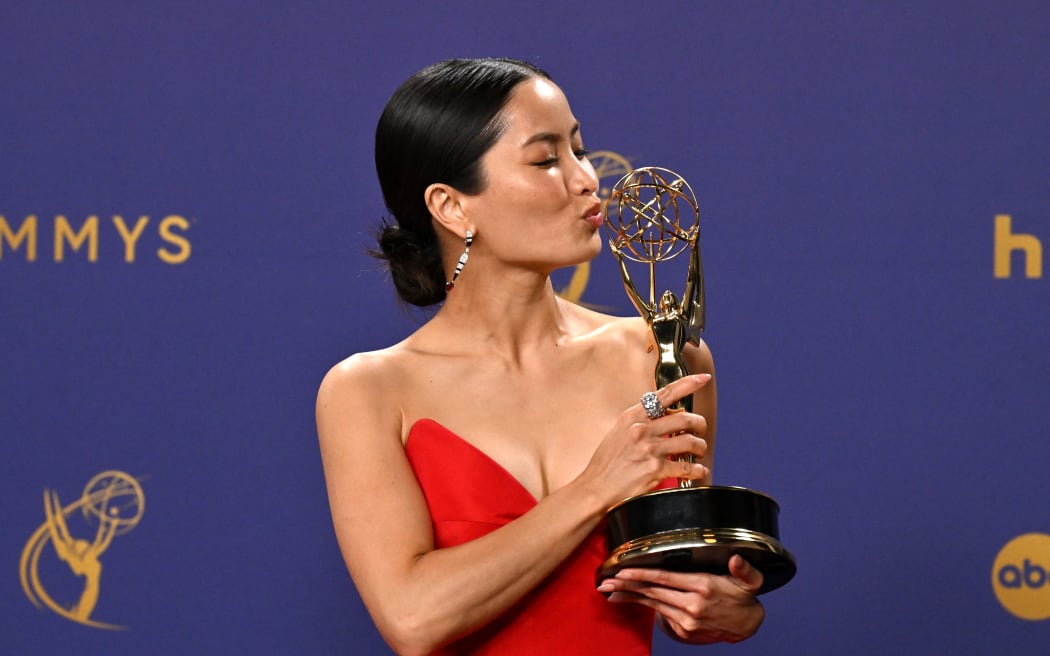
[316,58,764,655]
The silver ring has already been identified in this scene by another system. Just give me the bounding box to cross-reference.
[640,391,665,419]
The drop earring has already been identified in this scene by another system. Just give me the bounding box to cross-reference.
[445,230,473,292]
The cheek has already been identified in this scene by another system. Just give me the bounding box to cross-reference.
[473,171,569,228]
[495,185,558,219]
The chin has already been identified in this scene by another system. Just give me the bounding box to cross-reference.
[577,229,603,258]
[565,241,602,267]
[541,233,604,272]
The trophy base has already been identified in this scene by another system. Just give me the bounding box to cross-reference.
[597,486,796,595]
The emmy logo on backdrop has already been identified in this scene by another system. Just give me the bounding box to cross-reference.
[20,470,146,629]
[598,167,796,594]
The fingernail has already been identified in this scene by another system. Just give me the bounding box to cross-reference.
[596,581,615,593]
[693,373,712,383]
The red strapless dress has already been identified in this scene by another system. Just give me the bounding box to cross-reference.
[404,418,655,655]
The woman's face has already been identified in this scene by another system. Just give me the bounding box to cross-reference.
[461,77,603,274]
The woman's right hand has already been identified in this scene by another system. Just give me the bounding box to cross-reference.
[580,373,712,505]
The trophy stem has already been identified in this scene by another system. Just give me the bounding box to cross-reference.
[647,261,656,308]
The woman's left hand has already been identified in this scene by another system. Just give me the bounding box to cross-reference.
[597,554,765,644]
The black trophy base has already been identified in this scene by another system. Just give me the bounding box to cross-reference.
[597,485,796,595]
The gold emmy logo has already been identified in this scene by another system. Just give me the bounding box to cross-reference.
[19,470,146,629]
[992,532,1050,621]
[556,150,633,302]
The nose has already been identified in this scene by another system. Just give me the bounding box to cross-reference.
[569,154,599,196]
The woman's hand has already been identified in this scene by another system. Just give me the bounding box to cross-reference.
[579,374,713,505]
[597,555,765,644]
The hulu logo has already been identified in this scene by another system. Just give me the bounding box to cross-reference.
[994,215,1043,279]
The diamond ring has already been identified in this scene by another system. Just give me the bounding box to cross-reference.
[640,391,665,420]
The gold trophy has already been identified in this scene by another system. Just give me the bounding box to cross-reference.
[597,167,796,594]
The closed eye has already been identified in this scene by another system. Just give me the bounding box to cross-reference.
[533,148,590,167]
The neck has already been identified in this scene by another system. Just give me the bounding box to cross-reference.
[435,269,572,366]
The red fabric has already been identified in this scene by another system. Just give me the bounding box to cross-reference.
[405,418,654,655]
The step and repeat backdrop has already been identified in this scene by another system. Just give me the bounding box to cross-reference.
[2,2,1047,654]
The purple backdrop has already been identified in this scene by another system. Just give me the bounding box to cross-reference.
[2,1,1048,653]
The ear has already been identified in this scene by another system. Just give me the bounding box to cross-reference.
[424,183,472,238]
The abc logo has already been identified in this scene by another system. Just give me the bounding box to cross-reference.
[992,533,1050,621]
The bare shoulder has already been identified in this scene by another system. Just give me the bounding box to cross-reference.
[562,299,715,373]
[316,343,416,447]
[319,346,403,400]
[560,299,647,347]
[318,347,398,407]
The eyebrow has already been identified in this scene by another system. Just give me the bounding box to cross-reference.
[521,122,581,148]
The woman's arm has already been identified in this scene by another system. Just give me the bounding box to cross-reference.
[317,352,713,655]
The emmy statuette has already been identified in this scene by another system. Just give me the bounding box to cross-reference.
[598,167,796,594]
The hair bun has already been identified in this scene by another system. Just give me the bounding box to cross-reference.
[375,220,446,307]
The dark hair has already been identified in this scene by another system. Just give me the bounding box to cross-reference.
[373,58,549,306]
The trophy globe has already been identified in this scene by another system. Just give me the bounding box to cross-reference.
[81,470,145,535]
[608,166,699,265]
